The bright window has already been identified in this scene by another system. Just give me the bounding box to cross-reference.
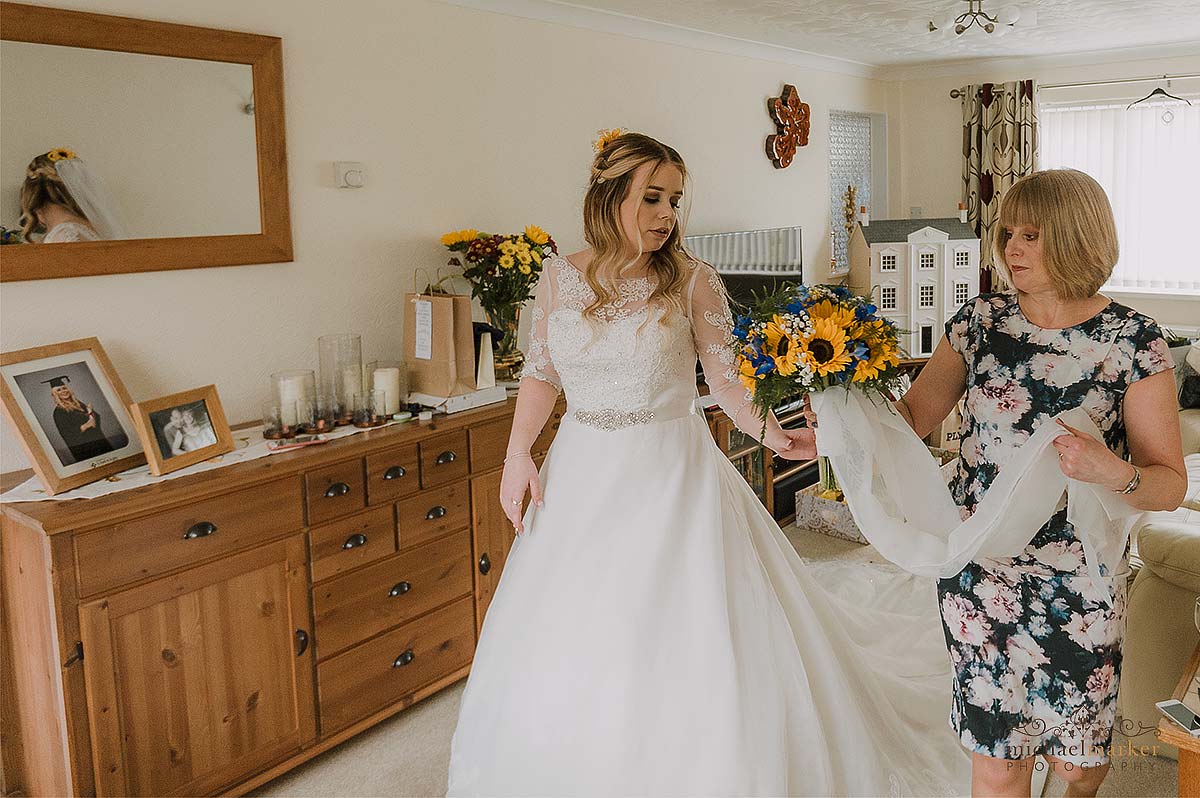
[1039,97,1200,293]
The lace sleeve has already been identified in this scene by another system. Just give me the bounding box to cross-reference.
[519,262,562,392]
[687,261,785,447]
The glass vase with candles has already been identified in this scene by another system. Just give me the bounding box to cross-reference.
[442,225,557,381]
[269,369,315,438]
[318,333,362,425]
[366,360,407,418]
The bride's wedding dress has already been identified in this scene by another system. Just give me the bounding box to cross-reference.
[447,256,971,797]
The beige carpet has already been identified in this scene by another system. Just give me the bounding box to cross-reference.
[256,526,1178,798]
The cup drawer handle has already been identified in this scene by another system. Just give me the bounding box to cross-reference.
[425,505,447,521]
[342,533,367,550]
[324,482,351,498]
[392,649,415,668]
[388,581,411,597]
[434,450,457,465]
[478,553,491,575]
[183,521,217,540]
[383,465,407,480]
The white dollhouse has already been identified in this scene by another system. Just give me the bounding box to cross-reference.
[847,218,980,359]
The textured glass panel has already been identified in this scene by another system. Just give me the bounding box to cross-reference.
[829,110,872,271]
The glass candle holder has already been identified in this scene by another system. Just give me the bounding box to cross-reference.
[261,403,296,439]
[319,334,362,424]
[296,397,321,435]
[366,360,407,417]
[313,393,340,433]
[353,389,387,428]
[271,370,315,429]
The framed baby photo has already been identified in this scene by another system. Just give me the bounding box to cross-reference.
[0,337,145,495]
[130,385,233,476]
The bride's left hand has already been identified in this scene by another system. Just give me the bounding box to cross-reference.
[772,427,817,461]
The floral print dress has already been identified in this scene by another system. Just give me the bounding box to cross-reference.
[938,291,1172,765]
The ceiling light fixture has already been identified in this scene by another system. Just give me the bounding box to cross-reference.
[926,1,1032,36]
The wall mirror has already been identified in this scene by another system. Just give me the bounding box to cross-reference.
[0,3,292,281]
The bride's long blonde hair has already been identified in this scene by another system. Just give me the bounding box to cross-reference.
[582,133,692,325]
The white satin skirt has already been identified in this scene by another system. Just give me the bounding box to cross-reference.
[447,405,970,797]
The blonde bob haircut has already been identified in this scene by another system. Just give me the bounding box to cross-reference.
[993,168,1118,300]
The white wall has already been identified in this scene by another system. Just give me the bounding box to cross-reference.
[889,53,1200,329]
[0,41,259,238]
[0,0,891,471]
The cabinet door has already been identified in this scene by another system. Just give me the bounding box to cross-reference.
[79,535,315,797]
[469,470,517,635]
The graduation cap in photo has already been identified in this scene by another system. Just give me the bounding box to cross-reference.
[41,375,71,387]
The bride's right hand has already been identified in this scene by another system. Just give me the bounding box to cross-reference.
[500,453,543,535]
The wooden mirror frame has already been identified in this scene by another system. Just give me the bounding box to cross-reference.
[0,3,292,282]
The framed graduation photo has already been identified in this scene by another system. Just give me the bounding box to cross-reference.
[0,337,144,495]
[130,385,233,476]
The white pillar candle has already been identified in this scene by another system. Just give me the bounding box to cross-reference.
[278,376,304,426]
[341,365,362,404]
[373,368,402,415]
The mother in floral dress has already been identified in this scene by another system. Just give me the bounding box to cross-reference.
[894,169,1186,798]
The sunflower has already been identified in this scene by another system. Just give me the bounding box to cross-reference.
[440,228,478,247]
[524,224,550,245]
[738,357,761,394]
[852,350,889,382]
[763,315,801,376]
[806,299,856,329]
[798,316,853,377]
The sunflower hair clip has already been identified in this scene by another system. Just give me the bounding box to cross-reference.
[592,128,626,153]
[46,148,76,162]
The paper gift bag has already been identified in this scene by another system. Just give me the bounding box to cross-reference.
[404,292,479,398]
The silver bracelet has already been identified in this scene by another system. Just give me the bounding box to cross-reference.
[1114,464,1141,495]
[504,450,532,464]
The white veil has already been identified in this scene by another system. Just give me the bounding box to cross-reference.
[54,157,128,240]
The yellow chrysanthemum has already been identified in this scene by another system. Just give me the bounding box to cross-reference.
[440,228,478,247]
[46,148,76,162]
[499,254,515,269]
[798,317,853,377]
[807,299,856,329]
[763,315,801,376]
[516,250,532,266]
[525,224,550,245]
[593,128,626,152]
[499,240,516,255]
[518,263,532,275]
[531,249,543,264]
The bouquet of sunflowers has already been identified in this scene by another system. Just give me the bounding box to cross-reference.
[441,225,558,377]
[731,283,904,497]
[441,225,557,315]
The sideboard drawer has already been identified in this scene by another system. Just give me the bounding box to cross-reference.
[468,419,510,473]
[419,431,469,488]
[317,595,475,733]
[74,478,303,596]
[366,444,420,505]
[305,459,366,526]
[397,481,469,549]
[532,406,564,456]
[310,505,397,583]
[312,529,473,657]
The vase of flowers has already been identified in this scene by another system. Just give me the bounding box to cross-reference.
[730,283,904,500]
[442,225,557,381]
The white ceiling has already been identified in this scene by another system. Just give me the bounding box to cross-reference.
[546,0,1200,67]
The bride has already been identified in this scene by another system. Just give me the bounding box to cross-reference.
[447,132,971,796]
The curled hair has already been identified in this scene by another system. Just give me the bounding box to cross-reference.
[993,169,1118,300]
[582,132,693,326]
[19,154,89,241]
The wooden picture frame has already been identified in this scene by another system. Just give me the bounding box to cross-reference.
[0,2,292,281]
[0,337,145,495]
[130,384,233,476]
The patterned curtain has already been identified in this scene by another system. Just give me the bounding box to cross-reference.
[961,80,1037,292]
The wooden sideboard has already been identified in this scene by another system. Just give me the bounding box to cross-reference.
[0,397,563,798]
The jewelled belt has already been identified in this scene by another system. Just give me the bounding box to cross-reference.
[568,403,697,431]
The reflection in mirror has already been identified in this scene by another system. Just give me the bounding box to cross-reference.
[0,41,260,243]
